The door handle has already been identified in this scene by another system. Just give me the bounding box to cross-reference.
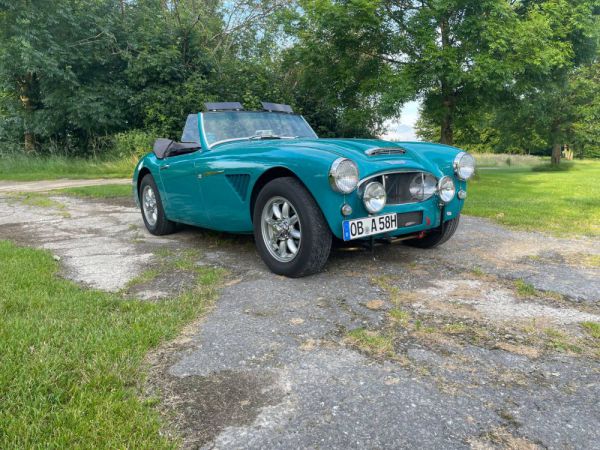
[160,164,170,171]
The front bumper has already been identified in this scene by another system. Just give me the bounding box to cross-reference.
[326,180,466,241]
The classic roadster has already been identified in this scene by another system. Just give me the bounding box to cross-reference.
[133,102,475,277]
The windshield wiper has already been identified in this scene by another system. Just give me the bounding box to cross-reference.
[249,134,281,140]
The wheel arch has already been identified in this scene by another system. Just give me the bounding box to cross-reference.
[137,167,152,199]
[249,167,314,223]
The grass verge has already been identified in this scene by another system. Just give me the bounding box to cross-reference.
[0,154,135,181]
[464,160,600,237]
[0,241,222,448]
[54,184,132,199]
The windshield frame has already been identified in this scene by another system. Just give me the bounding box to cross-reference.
[199,111,318,149]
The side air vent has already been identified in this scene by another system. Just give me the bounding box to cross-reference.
[226,174,251,201]
[365,147,406,156]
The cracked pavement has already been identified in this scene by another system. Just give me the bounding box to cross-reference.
[1,193,599,449]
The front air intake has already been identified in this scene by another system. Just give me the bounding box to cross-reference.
[364,147,406,156]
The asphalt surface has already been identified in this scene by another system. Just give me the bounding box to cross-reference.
[1,193,599,449]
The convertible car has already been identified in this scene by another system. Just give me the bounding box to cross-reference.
[133,102,475,277]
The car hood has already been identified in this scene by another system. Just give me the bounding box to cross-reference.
[280,138,462,178]
[213,137,462,178]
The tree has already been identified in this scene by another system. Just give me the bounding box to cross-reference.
[0,0,129,153]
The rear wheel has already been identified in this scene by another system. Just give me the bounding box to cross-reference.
[404,215,460,248]
[253,177,332,277]
[139,174,177,235]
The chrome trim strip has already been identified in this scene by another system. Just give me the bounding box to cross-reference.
[201,170,225,178]
[358,169,436,187]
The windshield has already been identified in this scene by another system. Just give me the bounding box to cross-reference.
[202,111,317,147]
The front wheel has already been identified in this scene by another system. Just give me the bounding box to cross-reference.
[139,174,177,236]
[253,177,332,277]
[404,215,460,248]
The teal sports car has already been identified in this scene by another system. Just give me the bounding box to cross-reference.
[133,102,475,277]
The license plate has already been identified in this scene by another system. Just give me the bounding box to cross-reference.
[342,213,398,241]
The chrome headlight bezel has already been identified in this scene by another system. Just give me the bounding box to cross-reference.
[329,158,359,194]
[453,152,475,180]
[362,181,386,213]
[437,176,456,203]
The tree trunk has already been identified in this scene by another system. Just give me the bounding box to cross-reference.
[551,143,561,165]
[18,73,39,154]
[439,16,454,146]
[550,121,561,165]
[440,98,454,145]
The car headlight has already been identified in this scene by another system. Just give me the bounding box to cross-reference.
[453,152,475,180]
[363,181,386,213]
[409,173,437,202]
[329,158,359,193]
[437,176,456,203]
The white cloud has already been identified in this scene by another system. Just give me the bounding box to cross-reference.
[380,100,421,142]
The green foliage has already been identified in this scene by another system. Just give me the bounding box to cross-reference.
[0,0,598,158]
[0,241,222,448]
[111,130,155,160]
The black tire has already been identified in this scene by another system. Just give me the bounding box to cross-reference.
[404,215,460,249]
[139,174,177,236]
[253,177,332,277]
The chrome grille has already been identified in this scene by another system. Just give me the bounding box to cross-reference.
[359,171,437,205]
[383,172,416,204]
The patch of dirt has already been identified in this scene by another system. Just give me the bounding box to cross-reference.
[126,270,199,300]
[152,369,286,448]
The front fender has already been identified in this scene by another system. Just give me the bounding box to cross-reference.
[132,153,168,209]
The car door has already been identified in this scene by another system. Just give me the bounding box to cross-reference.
[157,151,212,228]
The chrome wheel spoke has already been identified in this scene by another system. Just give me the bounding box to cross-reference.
[142,185,158,227]
[287,238,298,254]
[278,240,287,256]
[261,196,302,263]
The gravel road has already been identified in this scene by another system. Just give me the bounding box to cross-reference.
[1,193,599,449]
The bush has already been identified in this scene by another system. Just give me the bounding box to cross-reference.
[110,130,155,160]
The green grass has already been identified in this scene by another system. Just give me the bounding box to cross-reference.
[514,279,537,297]
[345,328,394,356]
[0,154,135,181]
[581,322,600,339]
[55,184,132,199]
[0,241,222,448]
[464,160,600,237]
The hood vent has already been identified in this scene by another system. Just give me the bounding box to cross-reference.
[365,147,406,156]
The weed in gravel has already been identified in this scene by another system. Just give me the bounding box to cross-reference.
[9,192,70,217]
[543,328,583,354]
[581,322,600,339]
[345,328,394,356]
[470,427,541,450]
[388,308,410,325]
[514,279,536,297]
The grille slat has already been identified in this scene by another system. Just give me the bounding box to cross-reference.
[384,173,416,204]
[360,171,437,205]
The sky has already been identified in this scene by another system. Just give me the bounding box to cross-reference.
[380,100,420,142]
